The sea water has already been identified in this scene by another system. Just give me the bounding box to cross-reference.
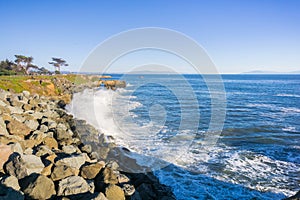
[67,74,300,199]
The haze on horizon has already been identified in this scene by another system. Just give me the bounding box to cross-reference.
[0,0,299,74]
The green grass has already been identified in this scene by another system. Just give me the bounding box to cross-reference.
[0,74,93,95]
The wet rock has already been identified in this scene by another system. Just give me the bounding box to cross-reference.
[57,176,90,196]
[55,153,88,170]
[6,119,31,138]
[285,191,300,200]
[0,175,20,191]
[57,100,66,109]
[19,173,55,199]
[51,165,79,181]
[0,184,24,200]
[80,161,105,179]
[105,184,125,200]
[135,183,156,199]
[5,154,44,179]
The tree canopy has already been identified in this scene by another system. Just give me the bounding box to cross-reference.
[48,58,68,73]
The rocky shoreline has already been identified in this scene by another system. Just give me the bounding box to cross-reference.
[0,76,176,200]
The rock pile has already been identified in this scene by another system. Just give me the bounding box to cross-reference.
[0,87,175,200]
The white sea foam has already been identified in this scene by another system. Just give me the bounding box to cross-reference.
[68,87,299,199]
[276,93,300,98]
[282,126,297,132]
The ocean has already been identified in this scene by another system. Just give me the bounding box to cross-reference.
[67,74,300,200]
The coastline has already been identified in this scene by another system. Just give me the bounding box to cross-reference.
[0,75,175,200]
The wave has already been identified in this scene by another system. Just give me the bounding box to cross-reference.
[276,93,300,98]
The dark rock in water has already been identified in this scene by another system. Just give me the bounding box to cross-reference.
[57,100,66,109]
[19,173,56,200]
[285,191,300,200]
[0,184,24,200]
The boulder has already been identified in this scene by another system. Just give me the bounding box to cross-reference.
[0,184,24,200]
[51,165,78,181]
[118,174,130,184]
[8,142,23,154]
[81,144,92,153]
[19,173,55,200]
[56,123,73,141]
[42,136,58,149]
[35,145,53,157]
[24,119,39,131]
[41,118,57,129]
[0,134,21,145]
[91,192,108,200]
[0,144,13,172]
[22,90,30,98]
[39,124,49,133]
[285,191,300,200]
[5,154,44,179]
[6,119,31,138]
[105,184,125,200]
[0,116,8,135]
[7,105,23,114]
[98,167,119,185]
[80,161,105,179]
[57,176,90,196]
[62,145,77,154]
[0,175,20,191]
[122,184,135,196]
[55,154,87,170]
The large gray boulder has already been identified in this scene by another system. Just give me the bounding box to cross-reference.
[51,165,78,181]
[55,153,88,170]
[5,154,45,179]
[57,176,90,196]
[19,173,55,200]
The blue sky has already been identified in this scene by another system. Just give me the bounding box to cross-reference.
[0,0,299,73]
